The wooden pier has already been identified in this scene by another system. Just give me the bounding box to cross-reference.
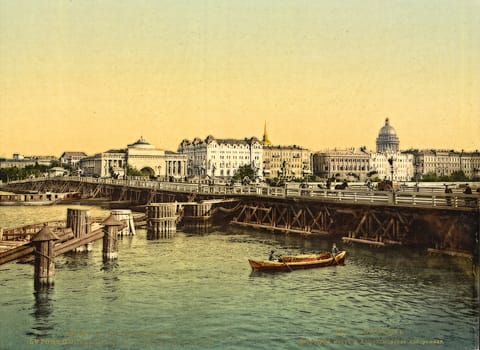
[0,208,114,289]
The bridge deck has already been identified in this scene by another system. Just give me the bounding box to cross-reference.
[3,177,479,211]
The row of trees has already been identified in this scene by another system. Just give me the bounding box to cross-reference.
[0,164,53,182]
[421,171,473,182]
[1,163,477,184]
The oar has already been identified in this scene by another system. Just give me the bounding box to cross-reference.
[277,254,293,272]
[282,260,293,272]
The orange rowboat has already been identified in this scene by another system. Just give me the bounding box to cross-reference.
[248,251,346,272]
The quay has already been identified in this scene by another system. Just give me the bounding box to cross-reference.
[2,177,479,259]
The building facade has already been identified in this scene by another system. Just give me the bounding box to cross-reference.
[262,145,311,180]
[79,150,126,178]
[60,152,88,168]
[369,152,414,182]
[312,148,370,181]
[178,136,263,180]
[0,154,56,169]
[78,137,186,179]
[460,151,480,179]
[405,149,480,180]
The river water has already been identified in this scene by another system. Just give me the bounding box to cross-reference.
[0,205,478,350]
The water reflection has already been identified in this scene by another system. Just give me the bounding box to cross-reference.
[28,288,55,339]
[101,260,120,302]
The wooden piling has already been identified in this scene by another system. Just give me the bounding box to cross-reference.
[146,203,178,239]
[111,209,136,236]
[101,215,123,260]
[66,208,92,252]
[32,226,59,289]
[182,202,213,233]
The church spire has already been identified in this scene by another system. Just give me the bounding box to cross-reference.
[262,121,271,145]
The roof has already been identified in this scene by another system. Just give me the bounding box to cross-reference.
[102,214,124,227]
[128,136,155,149]
[61,152,87,157]
[32,226,60,241]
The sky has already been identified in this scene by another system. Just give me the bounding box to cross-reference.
[1,0,479,157]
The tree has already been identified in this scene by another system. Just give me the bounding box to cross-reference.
[422,172,439,182]
[233,164,255,182]
[126,164,144,177]
[450,171,469,182]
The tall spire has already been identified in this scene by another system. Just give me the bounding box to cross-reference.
[262,121,271,145]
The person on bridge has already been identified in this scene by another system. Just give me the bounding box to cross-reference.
[464,184,472,195]
[444,185,453,206]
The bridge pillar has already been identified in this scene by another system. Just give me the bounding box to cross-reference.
[32,226,59,290]
[146,203,178,239]
[67,208,92,252]
[101,215,123,260]
[182,202,213,233]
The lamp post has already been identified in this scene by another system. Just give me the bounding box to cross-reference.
[388,157,394,182]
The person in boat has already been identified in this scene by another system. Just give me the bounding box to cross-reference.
[331,243,339,256]
[464,184,472,195]
[269,250,276,261]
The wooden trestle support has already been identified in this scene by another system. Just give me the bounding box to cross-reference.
[343,208,416,246]
[231,200,336,235]
[231,199,478,259]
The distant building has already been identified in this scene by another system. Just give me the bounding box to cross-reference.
[0,154,56,169]
[48,167,68,177]
[78,137,186,179]
[376,118,400,153]
[0,158,36,169]
[369,152,414,182]
[263,145,311,180]
[79,150,126,178]
[126,137,186,179]
[312,148,370,181]
[178,135,263,180]
[460,150,480,179]
[404,149,480,180]
[60,152,87,168]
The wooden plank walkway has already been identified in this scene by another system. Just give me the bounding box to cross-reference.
[0,223,104,265]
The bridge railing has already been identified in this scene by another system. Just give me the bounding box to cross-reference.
[4,176,479,210]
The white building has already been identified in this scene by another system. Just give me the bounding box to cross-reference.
[404,149,480,180]
[369,152,414,182]
[178,135,263,180]
[79,150,126,178]
[126,137,186,179]
[60,152,87,168]
[312,148,370,181]
[78,137,186,179]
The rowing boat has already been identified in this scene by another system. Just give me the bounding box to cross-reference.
[248,251,346,272]
[278,252,332,262]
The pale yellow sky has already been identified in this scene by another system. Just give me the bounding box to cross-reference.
[1,0,479,157]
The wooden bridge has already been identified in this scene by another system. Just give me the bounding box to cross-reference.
[2,177,479,258]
